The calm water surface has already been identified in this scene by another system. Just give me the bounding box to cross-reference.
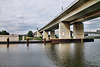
[0,39,100,67]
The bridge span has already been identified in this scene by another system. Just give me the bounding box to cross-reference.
[35,0,100,40]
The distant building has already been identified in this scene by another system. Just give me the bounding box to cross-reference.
[84,30,100,37]
[55,30,100,38]
[97,30,100,32]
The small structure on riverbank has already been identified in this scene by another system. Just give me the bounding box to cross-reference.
[0,35,19,42]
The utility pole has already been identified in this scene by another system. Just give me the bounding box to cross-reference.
[62,7,63,10]
[37,28,38,31]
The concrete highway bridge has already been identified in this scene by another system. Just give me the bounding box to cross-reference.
[34,0,100,40]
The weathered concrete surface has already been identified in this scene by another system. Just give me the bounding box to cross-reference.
[73,22,84,39]
[0,40,51,44]
[0,35,19,42]
[51,39,94,43]
[59,22,71,39]
[38,0,100,32]
[37,31,42,37]
[43,31,49,40]
[50,30,55,39]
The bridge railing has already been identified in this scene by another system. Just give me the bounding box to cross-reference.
[38,0,78,32]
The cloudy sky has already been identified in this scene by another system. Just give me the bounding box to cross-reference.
[0,0,100,34]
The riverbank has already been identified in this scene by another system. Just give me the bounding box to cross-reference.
[0,39,94,44]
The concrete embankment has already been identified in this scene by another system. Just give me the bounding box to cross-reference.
[0,39,94,44]
[50,39,94,43]
[0,40,50,44]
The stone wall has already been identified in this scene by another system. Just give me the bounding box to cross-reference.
[0,35,19,41]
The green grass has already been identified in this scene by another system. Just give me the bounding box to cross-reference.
[84,36,100,39]
[33,37,43,40]
[19,37,22,40]
[19,37,43,40]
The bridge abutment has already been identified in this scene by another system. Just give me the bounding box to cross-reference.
[59,22,71,39]
[73,22,84,39]
[50,30,55,39]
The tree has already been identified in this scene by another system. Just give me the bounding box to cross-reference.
[1,30,9,35]
[0,30,9,35]
[27,31,33,37]
[0,31,2,35]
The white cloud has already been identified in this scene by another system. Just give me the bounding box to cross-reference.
[84,21,95,25]
[0,0,99,34]
[84,17,100,31]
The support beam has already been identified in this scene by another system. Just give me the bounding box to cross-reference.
[37,31,42,37]
[59,22,71,39]
[50,30,55,39]
[73,22,84,39]
[43,31,49,40]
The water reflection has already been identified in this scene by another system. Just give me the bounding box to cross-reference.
[0,40,99,67]
[44,43,85,67]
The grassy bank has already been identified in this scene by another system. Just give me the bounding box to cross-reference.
[84,36,100,39]
[19,37,43,40]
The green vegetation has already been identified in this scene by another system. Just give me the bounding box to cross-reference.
[19,36,43,40]
[19,35,23,40]
[19,31,43,40]
[84,36,100,39]
[94,37,100,39]
[33,37,43,40]
[27,31,34,37]
[24,37,33,40]
[0,30,9,35]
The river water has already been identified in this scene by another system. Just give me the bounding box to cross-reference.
[0,39,100,67]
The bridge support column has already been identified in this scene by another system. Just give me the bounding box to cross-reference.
[59,22,71,39]
[37,31,42,37]
[73,22,84,39]
[50,30,55,39]
[43,31,49,40]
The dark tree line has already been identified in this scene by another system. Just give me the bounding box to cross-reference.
[0,30,9,35]
[27,31,33,37]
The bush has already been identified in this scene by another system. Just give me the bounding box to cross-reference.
[33,37,43,40]
[27,31,34,37]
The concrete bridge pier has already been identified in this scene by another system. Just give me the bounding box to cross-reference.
[50,30,55,39]
[43,31,49,40]
[73,22,84,39]
[37,31,42,37]
[59,22,71,39]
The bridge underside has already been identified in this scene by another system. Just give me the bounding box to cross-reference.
[35,0,100,40]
